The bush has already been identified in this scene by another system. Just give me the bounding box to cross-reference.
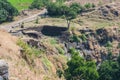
[29,0,44,9]
[98,60,120,80]
[56,69,63,78]
[0,0,18,23]
[80,34,87,42]
[105,41,113,47]
[84,3,95,9]
[30,0,51,9]
[70,3,84,13]
[64,48,99,80]
[50,38,57,45]
[70,34,80,42]
[56,47,65,54]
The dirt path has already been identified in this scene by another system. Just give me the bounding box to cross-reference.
[0,9,47,32]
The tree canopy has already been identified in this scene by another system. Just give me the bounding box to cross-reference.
[98,55,120,80]
[64,48,120,80]
[29,0,51,9]
[0,0,18,23]
[46,2,79,29]
[64,48,99,80]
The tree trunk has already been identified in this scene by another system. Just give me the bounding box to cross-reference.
[67,20,70,29]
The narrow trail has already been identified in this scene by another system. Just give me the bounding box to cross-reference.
[0,9,47,32]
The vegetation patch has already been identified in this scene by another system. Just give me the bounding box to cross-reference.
[0,0,18,23]
[17,39,42,57]
[64,48,99,80]
[80,34,87,42]
[105,41,113,48]
[8,0,33,11]
[50,38,58,45]
[70,34,80,42]
[56,46,65,55]
[30,0,51,9]
[42,55,53,72]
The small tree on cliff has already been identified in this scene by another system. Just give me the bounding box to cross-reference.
[65,9,77,29]
[47,3,77,29]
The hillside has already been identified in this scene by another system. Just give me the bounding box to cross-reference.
[0,29,67,80]
[85,2,120,20]
[66,0,120,5]
[0,0,120,80]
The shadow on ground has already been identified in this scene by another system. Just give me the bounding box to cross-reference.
[22,25,68,37]
[41,25,67,36]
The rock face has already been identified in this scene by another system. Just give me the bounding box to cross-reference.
[0,60,8,80]
[88,2,120,20]
[60,27,120,64]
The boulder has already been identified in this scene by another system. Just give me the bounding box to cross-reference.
[0,60,8,80]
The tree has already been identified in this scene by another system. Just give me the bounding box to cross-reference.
[70,3,83,13]
[0,9,8,22]
[29,0,51,9]
[47,2,59,16]
[47,2,77,29]
[65,9,77,29]
[29,0,44,9]
[98,54,120,80]
[0,0,18,23]
[64,48,99,80]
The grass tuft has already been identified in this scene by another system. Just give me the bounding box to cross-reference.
[17,39,42,57]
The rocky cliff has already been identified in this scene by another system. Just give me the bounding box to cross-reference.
[86,2,120,20]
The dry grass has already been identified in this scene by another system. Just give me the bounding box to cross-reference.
[66,0,120,5]
[0,29,67,80]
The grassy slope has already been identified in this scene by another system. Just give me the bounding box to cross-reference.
[8,0,33,11]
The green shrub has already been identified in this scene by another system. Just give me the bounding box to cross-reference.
[64,48,99,80]
[80,34,87,42]
[56,47,65,55]
[105,41,113,47]
[70,34,80,42]
[98,58,120,80]
[56,69,63,78]
[0,0,18,23]
[29,0,51,9]
[70,3,84,13]
[50,38,57,45]
[84,3,95,9]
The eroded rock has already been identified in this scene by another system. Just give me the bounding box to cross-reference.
[0,60,8,80]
